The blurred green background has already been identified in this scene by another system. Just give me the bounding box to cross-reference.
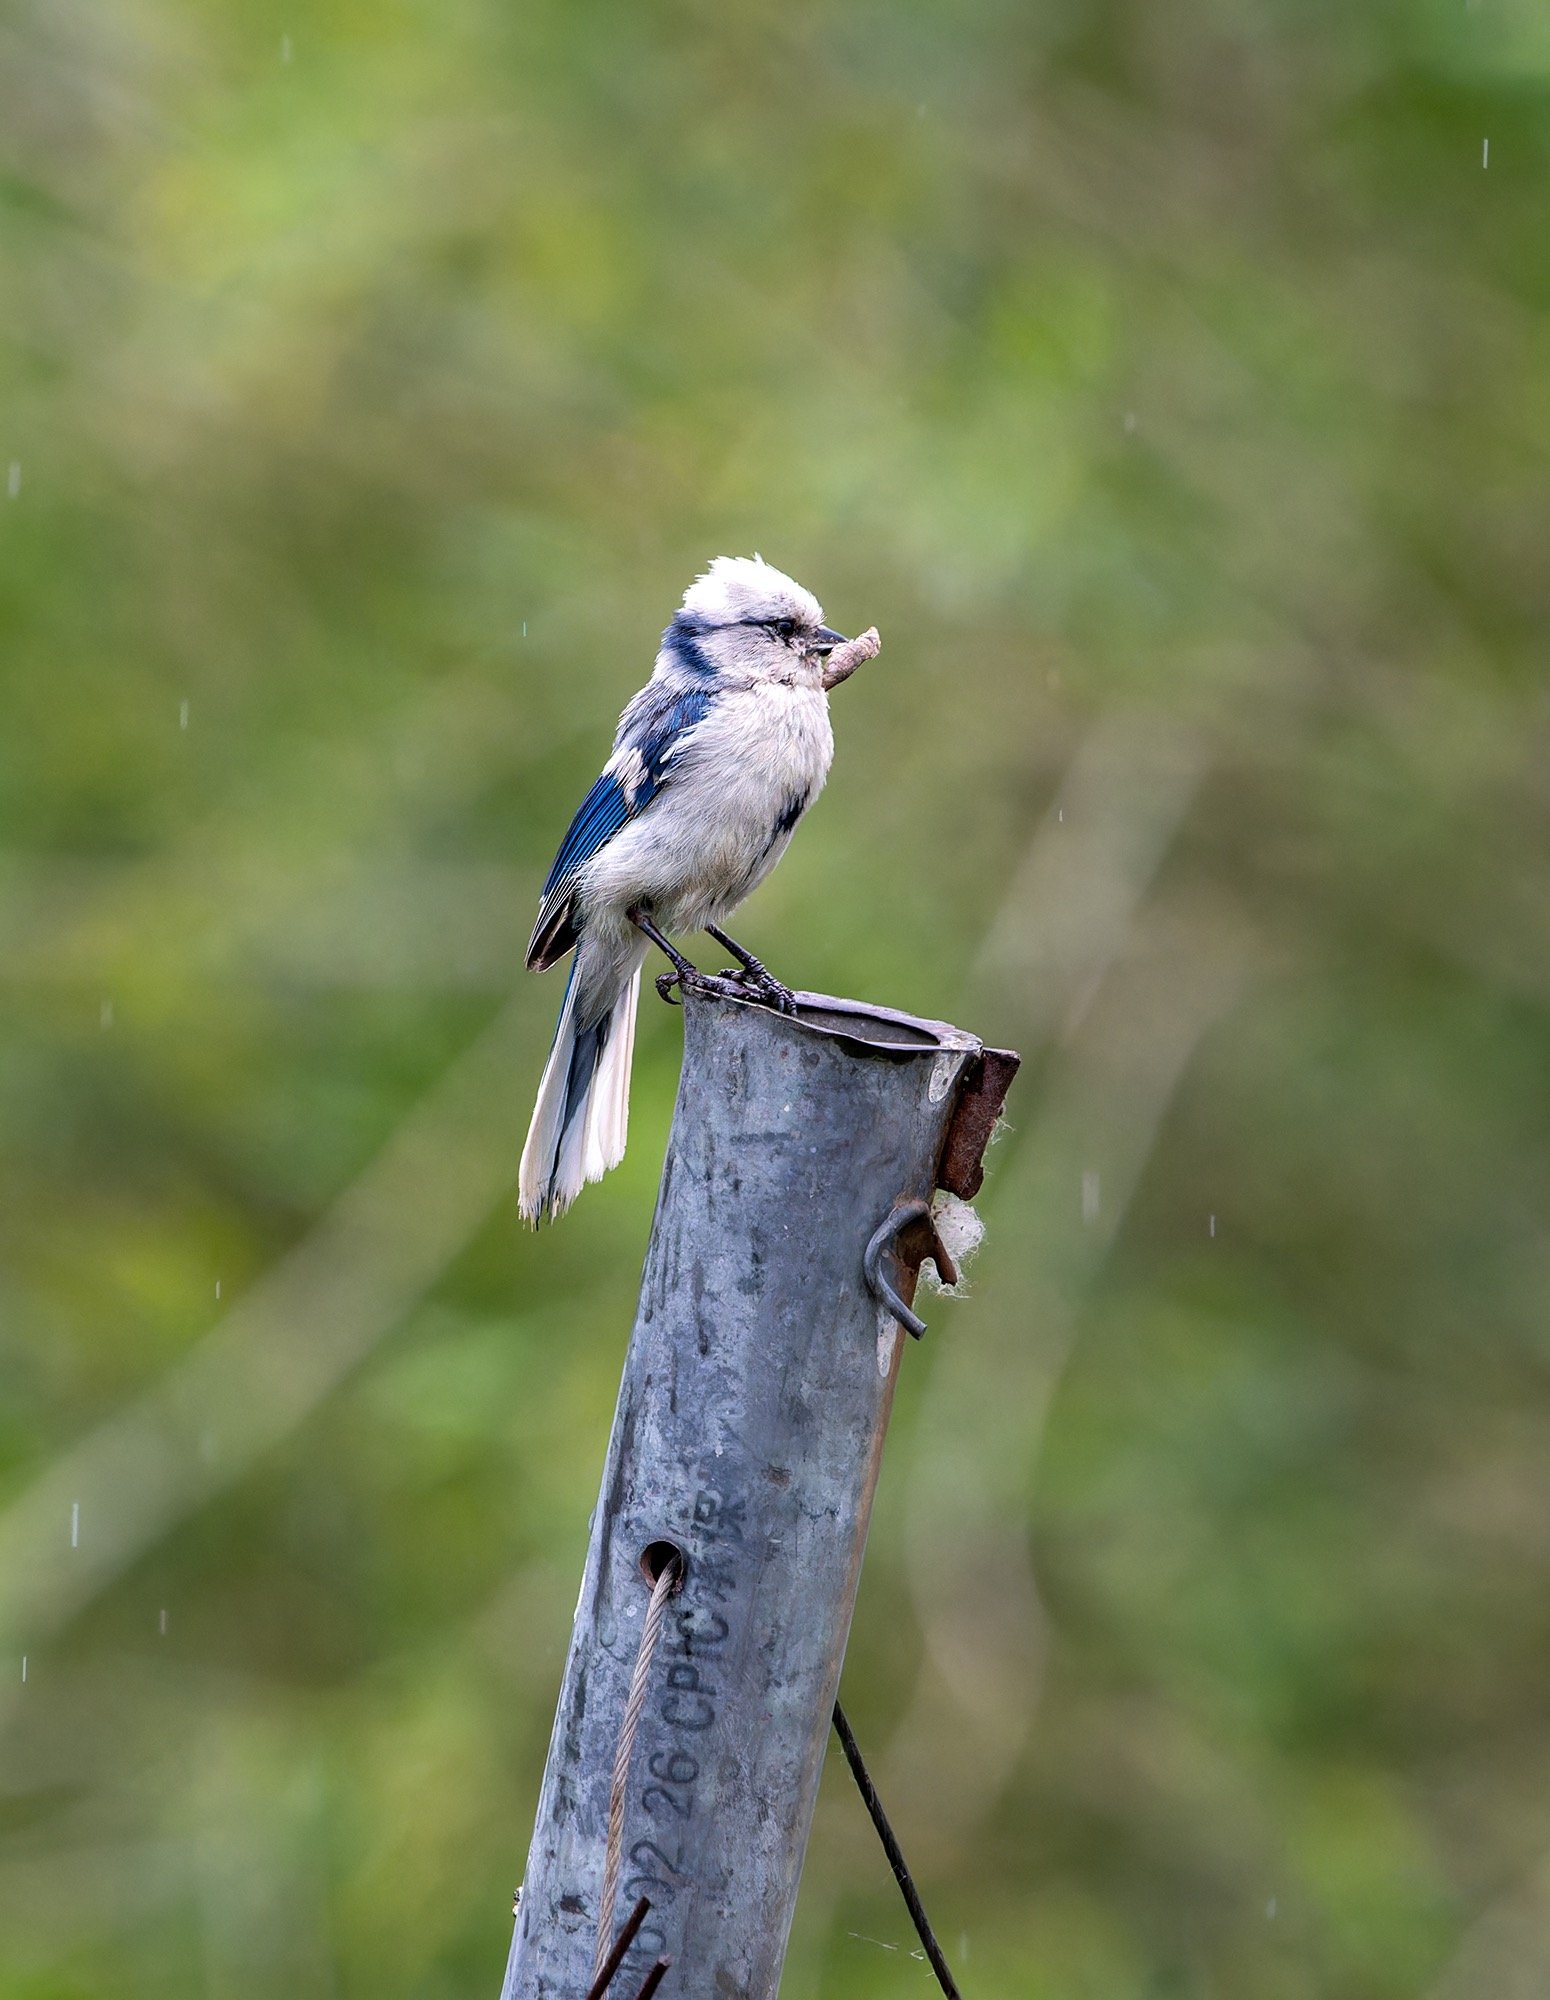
[4,0,1550,1994]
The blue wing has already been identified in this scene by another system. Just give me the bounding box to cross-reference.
[541,770,633,906]
[526,683,712,971]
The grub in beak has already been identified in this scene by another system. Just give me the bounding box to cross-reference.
[821,625,882,691]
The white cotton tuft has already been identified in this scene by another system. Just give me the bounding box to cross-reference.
[919,1191,986,1295]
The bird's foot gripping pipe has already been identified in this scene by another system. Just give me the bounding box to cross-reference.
[654,964,797,1015]
[717,966,798,1015]
[634,909,800,1015]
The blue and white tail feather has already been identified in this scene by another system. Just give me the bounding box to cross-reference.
[519,555,856,1224]
[519,960,642,1223]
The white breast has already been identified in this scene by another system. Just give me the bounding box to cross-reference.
[579,682,834,937]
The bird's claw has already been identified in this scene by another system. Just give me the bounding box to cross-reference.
[655,964,798,1015]
[722,966,799,1015]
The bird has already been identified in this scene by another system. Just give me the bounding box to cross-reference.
[518,555,854,1224]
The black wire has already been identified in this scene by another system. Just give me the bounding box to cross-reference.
[584,1897,651,2000]
[832,1698,964,2000]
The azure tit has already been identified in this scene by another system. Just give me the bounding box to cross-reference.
[519,556,855,1223]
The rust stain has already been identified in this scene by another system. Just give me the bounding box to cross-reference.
[936,1046,1021,1198]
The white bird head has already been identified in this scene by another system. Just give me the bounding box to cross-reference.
[664,556,848,687]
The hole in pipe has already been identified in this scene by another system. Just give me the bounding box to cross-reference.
[639,1540,686,1591]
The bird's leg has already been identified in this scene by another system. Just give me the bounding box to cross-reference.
[705,924,798,1017]
[627,908,796,1014]
[704,922,771,981]
[628,906,702,1004]
[629,907,697,981]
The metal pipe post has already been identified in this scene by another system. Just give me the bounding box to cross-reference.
[501,986,1015,2000]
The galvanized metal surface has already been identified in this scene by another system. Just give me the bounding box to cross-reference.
[501,985,1006,2000]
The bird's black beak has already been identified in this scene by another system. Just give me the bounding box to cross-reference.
[809,625,848,655]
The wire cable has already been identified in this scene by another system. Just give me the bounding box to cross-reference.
[594,1555,682,1984]
[832,1697,964,2000]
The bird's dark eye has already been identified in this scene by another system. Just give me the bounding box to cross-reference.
[772,618,797,641]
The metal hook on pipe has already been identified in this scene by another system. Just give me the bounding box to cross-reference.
[863,1202,932,1339]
